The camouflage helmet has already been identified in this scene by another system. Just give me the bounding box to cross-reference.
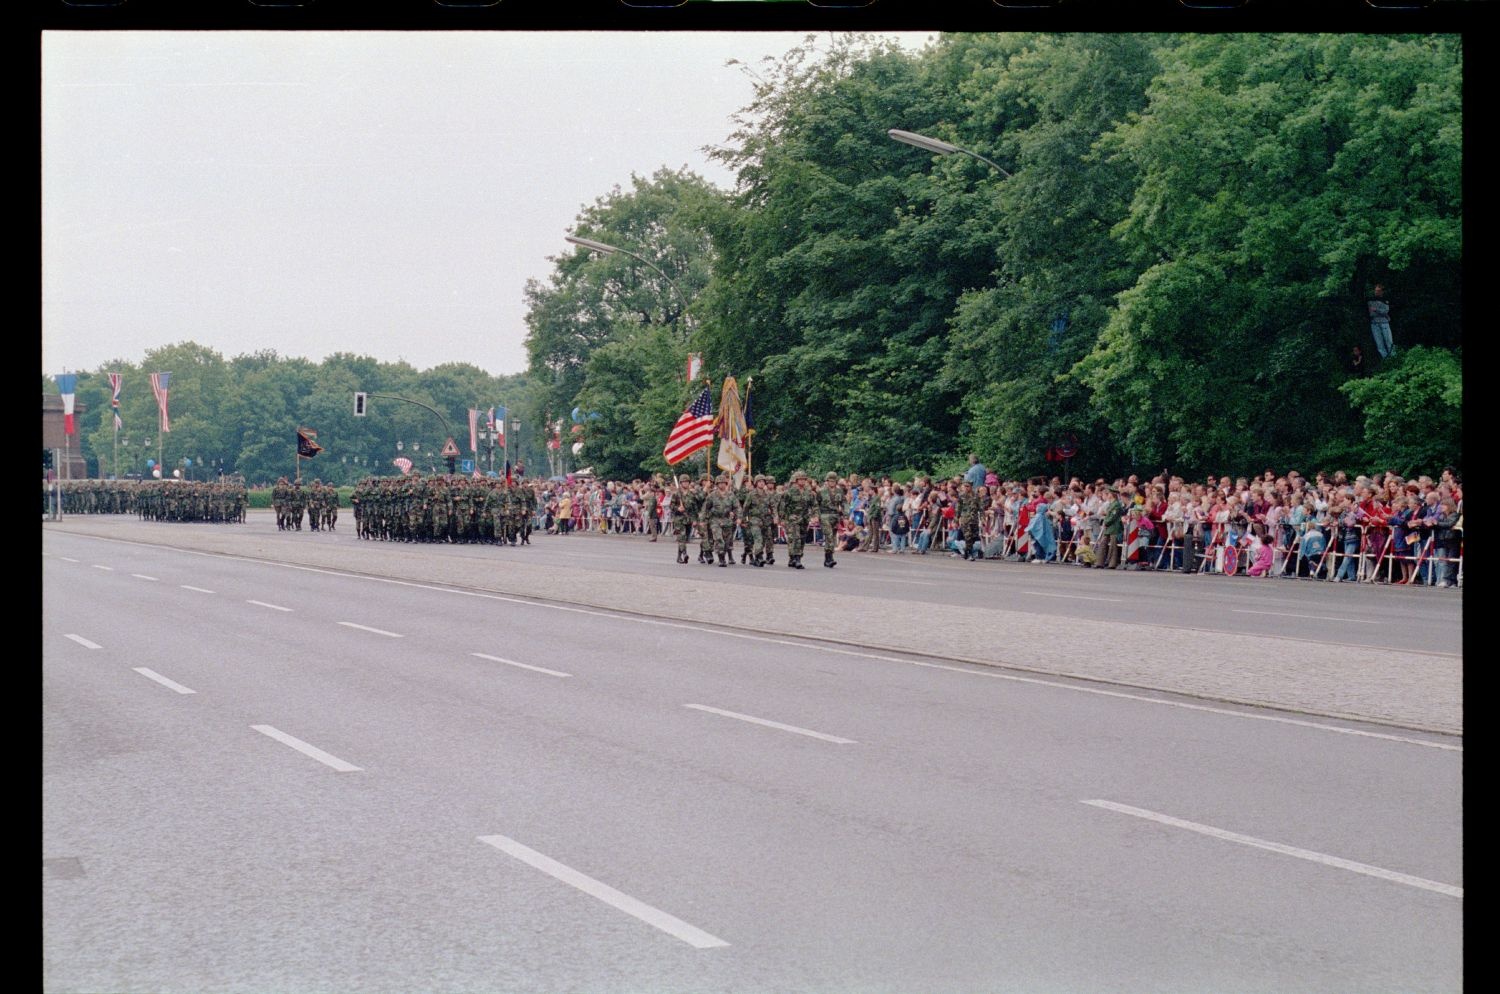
[825,472,838,482]
[678,474,693,484]
[791,471,807,482]
[700,475,712,484]
[716,473,732,484]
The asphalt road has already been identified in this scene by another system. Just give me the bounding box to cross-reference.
[43,529,1462,993]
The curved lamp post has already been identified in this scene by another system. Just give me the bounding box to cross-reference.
[887,128,1013,179]
[564,234,693,336]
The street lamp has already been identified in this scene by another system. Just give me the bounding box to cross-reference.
[565,234,693,336]
[887,128,1013,179]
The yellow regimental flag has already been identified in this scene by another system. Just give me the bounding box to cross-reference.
[715,376,748,486]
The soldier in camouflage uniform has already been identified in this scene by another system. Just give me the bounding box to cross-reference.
[956,480,984,560]
[817,471,846,568]
[739,474,770,567]
[670,474,698,564]
[696,474,714,564]
[308,480,324,531]
[273,478,289,530]
[779,471,814,569]
[289,482,306,531]
[758,474,778,566]
[642,483,660,542]
[324,483,339,531]
[520,482,537,544]
[705,474,740,567]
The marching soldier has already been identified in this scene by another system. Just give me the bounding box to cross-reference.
[696,474,714,564]
[705,474,740,567]
[758,474,778,566]
[780,472,814,569]
[643,483,660,542]
[817,471,846,568]
[671,474,698,564]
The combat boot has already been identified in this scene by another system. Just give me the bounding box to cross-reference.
[825,548,836,568]
[792,555,805,570]
[752,554,764,567]
[717,552,727,567]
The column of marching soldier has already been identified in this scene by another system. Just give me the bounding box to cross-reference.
[271,479,342,533]
[347,474,537,545]
[668,470,847,569]
[49,471,865,571]
[48,479,248,522]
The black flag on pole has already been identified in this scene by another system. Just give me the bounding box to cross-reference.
[297,428,323,458]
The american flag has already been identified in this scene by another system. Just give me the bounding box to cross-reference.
[149,372,171,432]
[664,387,715,465]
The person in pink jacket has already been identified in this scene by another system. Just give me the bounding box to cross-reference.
[1245,533,1275,577]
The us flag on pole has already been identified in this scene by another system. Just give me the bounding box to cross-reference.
[149,372,171,432]
[663,387,715,465]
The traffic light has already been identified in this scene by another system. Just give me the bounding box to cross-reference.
[42,448,53,470]
[354,392,367,416]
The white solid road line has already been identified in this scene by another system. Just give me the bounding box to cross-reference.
[684,704,856,744]
[1083,799,1462,899]
[133,667,196,694]
[63,634,102,650]
[1233,609,1381,625]
[131,574,159,582]
[471,653,571,677]
[1022,591,1125,603]
[91,564,113,571]
[58,557,80,563]
[477,834,729,949]
[180,585,215,594]
[247,599,293,612]
[338,621,404,638]
[250,725,362,772]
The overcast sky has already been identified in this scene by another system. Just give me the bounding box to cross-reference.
[42,30,935,378]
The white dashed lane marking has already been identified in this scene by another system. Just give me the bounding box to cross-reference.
[251,725,361,772]
[1083,799,1462,899]
[133,668,196,695]
[472,653,570,677]
[338,622,403,638]
[478,835,729,949]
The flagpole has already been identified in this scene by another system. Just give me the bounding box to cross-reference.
[744,376,753,480]
[704,375,714,479]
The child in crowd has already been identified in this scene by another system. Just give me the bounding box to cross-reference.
[1246,533,1274,577]
[1076,530,1096,567]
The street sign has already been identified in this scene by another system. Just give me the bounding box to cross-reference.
[441,437,460,458]
[460,459,474,473]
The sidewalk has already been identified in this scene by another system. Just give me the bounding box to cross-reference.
[43,515,1462,736]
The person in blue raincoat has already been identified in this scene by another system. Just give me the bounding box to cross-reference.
[1025,489,1058,562]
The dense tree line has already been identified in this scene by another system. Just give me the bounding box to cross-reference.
[48,34,1460,485]
[531,32,1461,482]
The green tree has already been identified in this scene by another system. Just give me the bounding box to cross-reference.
[1339,346,1461,477]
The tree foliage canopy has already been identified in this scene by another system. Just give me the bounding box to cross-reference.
[51,34,1461,485]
